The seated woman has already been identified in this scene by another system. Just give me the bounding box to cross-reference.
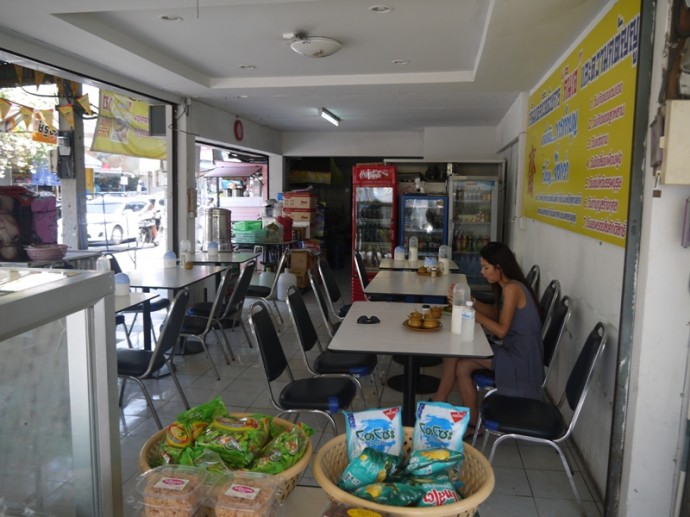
[430,241,544,436]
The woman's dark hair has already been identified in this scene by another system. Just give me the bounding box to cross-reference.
[479,242,542,320]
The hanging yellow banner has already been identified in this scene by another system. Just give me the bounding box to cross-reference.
[91,89,166,159]
[40,109,54,128]
[57,104,75,129]
[32,111,58,144]
[76,93,93,115]
[0,99,10,120]
[19,106,33,129]
[523,0,640,246]
[34,70,45,89]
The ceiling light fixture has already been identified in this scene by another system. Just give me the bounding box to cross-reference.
[159,15,183,22]
[369,5,392,14]
[318,107,340,126]
[290,33,342,58]
[238,64,256,70]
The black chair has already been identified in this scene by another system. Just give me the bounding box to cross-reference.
[246,247,289,324]
[308,269,341,339]
[117,289,191,429]
[105,252,171,343]
[115,313,134,349]
[538,279,561,339]
[285,286,381,407]
[248,300,357,434]
[179,269,238,379]
[186,260,257,348]
[353,251,389,302]
[525,264,540,294]
[473,294,572,393]
[317,258,351,320]
[473,322,607,508]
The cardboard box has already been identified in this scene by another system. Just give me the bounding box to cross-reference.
[289,249,311,273]
[295,271,309,289]
[283,207,317,223]
[283,192,318,209]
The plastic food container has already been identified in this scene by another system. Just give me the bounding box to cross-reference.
[135,465,208,516]
[208,471,281,517]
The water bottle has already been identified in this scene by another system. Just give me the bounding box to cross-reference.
[96,255,111,272]
[460,301,476,342]
[276,268,297,301]
[451,284,467,335]
[408,236,419,262]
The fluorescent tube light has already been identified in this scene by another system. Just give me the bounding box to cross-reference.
[318,107,340,126]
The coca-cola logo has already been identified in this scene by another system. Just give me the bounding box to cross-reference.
[358,168,390,180]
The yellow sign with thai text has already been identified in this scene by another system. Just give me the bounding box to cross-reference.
[91,90,166,160]
[523,0,640,246]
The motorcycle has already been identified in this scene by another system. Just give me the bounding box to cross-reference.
[138,218,159,247]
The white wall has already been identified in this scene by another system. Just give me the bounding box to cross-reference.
[620,1,690,514]
[423,127,501,160]
[282,131,423,157]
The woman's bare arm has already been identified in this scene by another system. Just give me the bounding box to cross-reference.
[475,282,523,339]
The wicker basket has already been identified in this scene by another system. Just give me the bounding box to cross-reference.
[138,413,313,502]
[24,244,68,261]
[313,427,495,517]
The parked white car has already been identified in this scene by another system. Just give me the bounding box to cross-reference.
[86,197,148,245]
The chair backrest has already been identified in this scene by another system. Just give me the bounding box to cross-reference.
[264,247,290,298]
[318,258,344,306]
[189,269,237,334]
[539,279,560,336]
[219,260,256,320]
[353,251,369,290]
[248,300,290,382]
[308,269,337,338]
[104,253,123,273]
[525,264,540,294]
[564,322,606,429]
[146,288,190,375]
[543,295,571,368]
[286,285,320,354]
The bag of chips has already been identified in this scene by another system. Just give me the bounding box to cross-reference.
[352,482,423,507]
[344,407,403,461]
[250,422,313,474]
[195,414,270,468]
[407,475,463,507]
[338,447,403,492]
[405,448,464,477]
[413,401,469,454]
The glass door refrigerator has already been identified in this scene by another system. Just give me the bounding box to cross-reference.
[398,194,448,258]
[448,176,501,292]
[352,163,397,301]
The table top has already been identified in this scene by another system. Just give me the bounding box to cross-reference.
[114,292,159,312]
[189,251,259,264]
[126,265,227,290]
[365,270,468,298]
[378,258,460,272]
[328,301,493,358]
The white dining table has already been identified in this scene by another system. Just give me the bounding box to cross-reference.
[364,270,469,299]
[114,291,159,313]
[126,264,228,350]
[378,258,460,272]
[328,301,493,426]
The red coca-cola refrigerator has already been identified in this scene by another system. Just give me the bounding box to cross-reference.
[351,163,397,301]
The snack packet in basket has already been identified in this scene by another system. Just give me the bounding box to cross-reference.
[250,422,313,474]
[344,406,403,461]
[352,482,423,507]
[404,448,464,477]
[406,475,463,507]
[413,401,469,454]
[321,502,391,516]
[337,447,402,492]
[195,414,270,468]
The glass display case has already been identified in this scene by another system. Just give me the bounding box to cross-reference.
[0,268,121,516]
[398,194,448,258]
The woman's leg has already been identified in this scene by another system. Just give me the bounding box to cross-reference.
[455,358,493,426]
[430,358,459,402]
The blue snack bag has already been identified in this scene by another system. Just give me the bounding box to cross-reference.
[412,401,469,453]
[344,406,403,461]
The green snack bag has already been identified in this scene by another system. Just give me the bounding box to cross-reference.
[338,447,402,492]
[407,475,462,506]
[405,448,464,477]
[196,414,270,468]
[251,422,312,474]
[353,482,423,507]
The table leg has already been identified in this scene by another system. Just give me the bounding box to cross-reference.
[142,288,152,351]
[402,356,419,426]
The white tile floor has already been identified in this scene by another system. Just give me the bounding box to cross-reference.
[117,263,604,516]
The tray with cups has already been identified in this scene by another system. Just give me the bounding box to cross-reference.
[403,309,443,332]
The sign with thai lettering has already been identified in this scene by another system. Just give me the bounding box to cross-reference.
[523,0,640,246]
